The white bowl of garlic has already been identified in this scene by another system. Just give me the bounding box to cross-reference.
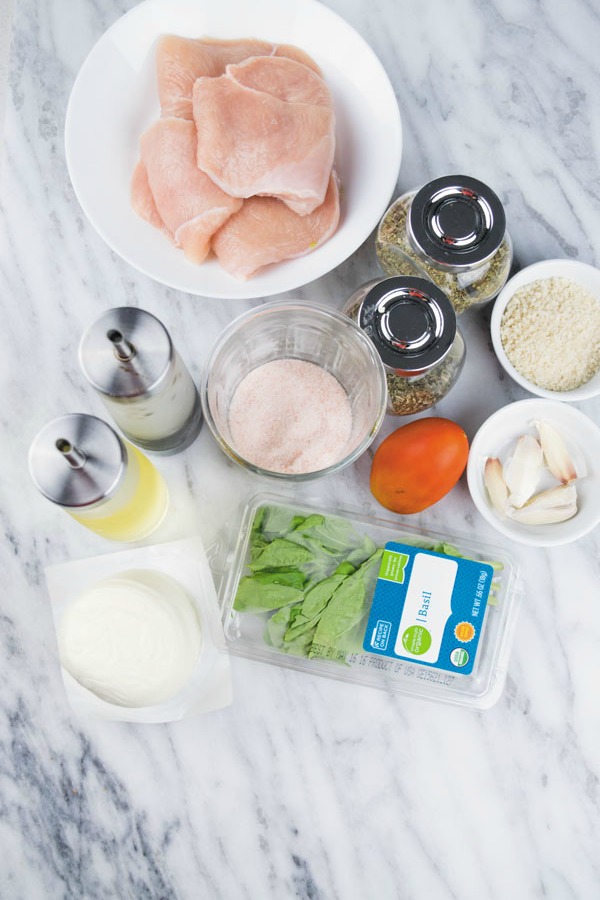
[467,399,600,547]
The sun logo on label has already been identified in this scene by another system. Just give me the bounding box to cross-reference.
[454,621,476,643]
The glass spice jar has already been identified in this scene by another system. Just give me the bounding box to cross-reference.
[376,175,513,314]
[343,276,465,416]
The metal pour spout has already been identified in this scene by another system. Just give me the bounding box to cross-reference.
[107,329,136,362]
[55,439,87,469]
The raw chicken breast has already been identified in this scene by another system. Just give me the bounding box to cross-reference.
[157,35,323,120]
[230,54,330,105]
[193,57,335,215]
[139,117,242,263]
[272,44,322,75]
[211,173,340,279]
[130,159,164,230]
[157,35,274,119]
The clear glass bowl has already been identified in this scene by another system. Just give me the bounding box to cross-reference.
[200,300,388,480]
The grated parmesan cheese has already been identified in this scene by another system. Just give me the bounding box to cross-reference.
[500,276,600,391]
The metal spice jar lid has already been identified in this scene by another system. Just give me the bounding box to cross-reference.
[407,175,506,271]
[356,276,457,375]
[29,414,127,508]
[79,307,174,400]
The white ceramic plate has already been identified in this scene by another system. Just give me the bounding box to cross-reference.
[467,399,600,547]
[65,0,402,299]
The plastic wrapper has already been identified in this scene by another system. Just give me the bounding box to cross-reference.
[45,537,232,723]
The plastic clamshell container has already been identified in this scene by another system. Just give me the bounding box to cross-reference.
[220,494,522,709]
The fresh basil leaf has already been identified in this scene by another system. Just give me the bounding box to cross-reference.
[309,550,383,659]
[252,570,307,589]
[293,514,325,531]
[283,627,316,657]
[234,578,304,613]
[284,572,349,642]
[260,506,305,539]
[249,538,313,571]
[345,535,377,567]
[293,514,364,553]
[250,536,269,562]
[290,515,306,530]
[333,561,356,576]
[265,604,302,648]
[433,542,463,557]
[251,506,266,536]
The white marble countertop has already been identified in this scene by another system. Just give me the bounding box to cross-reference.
[2,0,600,897]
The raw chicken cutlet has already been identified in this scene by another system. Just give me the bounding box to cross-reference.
[157,35,322,120]
[130,159,163,231]
[211,173,340,280]
[193,56,335,215]
[130,34,339,277]
[138,117,242,263]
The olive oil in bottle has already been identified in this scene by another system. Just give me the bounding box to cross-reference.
[29,414,169,541]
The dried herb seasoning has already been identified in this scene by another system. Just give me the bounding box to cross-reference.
[343,276,465,416]
[385,333,465,414]
[376,178,513,314]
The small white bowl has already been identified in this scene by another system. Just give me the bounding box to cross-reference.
[490,258,600,401]
[467,398,600,547]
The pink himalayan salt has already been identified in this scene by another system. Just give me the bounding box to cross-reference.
[228,358,353,474]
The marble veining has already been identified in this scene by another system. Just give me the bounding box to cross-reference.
[1,0,600,897]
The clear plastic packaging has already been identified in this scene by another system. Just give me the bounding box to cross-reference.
[45,537,232,723]
[219,494,522,709]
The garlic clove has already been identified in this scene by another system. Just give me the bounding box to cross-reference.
[508,502,577,525]
[503,434,544,508]
[535,420,578,484]
[507,483,578,525]
[522,483,576,509]
[484,457,508,513]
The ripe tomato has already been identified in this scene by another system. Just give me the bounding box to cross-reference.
[370,417,469,514]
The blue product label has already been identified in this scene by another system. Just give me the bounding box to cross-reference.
[363,542,493,675]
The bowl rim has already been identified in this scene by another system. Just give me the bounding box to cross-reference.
[490,258,600,401]
[200,299,388,480]
[466,397,600,547]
